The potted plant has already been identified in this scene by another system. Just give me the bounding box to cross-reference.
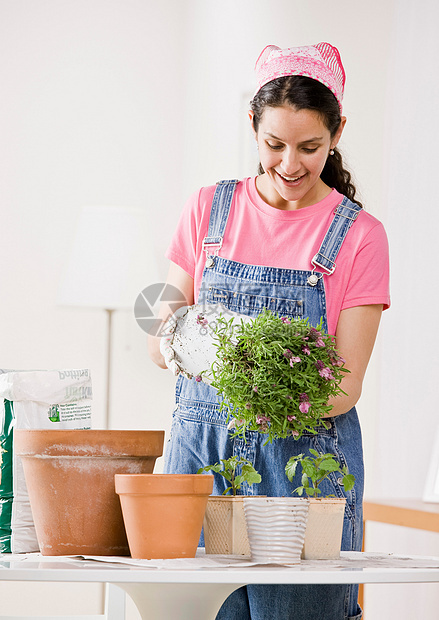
[171,307,349,562]
[209,309,349,443]
[285,449,356,559]
[197,456,261,555]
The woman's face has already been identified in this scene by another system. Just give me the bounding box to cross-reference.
[251,104,345,210]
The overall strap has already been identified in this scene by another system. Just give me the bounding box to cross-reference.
[309,196,362,282]
[202,179,239,265]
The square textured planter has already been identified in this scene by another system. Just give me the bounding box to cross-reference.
[203,496,251,555]
[302,497,346,559]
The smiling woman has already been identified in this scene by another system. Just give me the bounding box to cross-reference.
[149,42,390,620]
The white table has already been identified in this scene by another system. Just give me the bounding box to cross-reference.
[1,552,439,619]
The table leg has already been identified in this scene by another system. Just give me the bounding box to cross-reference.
[117,582,246,620]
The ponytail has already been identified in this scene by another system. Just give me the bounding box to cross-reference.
[321,148,362,208]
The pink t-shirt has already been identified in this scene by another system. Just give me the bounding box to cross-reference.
[166,177,390,335]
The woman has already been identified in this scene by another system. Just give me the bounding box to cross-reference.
[149,43,390,620]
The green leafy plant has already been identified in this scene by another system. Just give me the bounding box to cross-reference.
[197,456,261,496]
[209,309,349,443]
[285,449,356,497]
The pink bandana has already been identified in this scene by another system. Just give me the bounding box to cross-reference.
[254,43,345,111]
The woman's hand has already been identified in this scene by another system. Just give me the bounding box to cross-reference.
[324,304,383,417]
[147,263,195,369]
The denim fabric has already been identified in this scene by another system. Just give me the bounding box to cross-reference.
[164,181,364,619]
[312,197,362,274]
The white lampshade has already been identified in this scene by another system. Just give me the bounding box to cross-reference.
[58,206,158,310]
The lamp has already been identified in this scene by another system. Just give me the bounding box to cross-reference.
[58,206,158,429]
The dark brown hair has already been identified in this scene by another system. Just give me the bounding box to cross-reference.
[250,75,362,208]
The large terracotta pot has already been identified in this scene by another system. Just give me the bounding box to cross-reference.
[115,474,214,559]
[14,429,164,556]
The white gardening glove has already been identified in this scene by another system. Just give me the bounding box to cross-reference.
[169,303,252,384]
[159,306,190,376]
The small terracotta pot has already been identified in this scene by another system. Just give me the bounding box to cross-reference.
[203,496,251,555]
[302,497,346,560]
[115,474,214,559]
[14,429,164,556]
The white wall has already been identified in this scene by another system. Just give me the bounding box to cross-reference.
[364,0,439,615]
[1,1,438,618]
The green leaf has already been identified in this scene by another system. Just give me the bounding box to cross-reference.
[302,460,316,478]
[197,463,221,475]
[342,474,356,491]
[234,475,244,488]
[245,471,262,485]
[319,458,340,472]
[301,473,310,487]
[285,457,300,481]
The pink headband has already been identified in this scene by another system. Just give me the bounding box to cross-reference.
[254,43,345,111]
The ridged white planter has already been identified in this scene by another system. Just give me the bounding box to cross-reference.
[243,497,309,564]
[302,497,346,560]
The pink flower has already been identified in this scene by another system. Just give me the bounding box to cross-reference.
[309,327,321,340]
[253,385,258,393]
[308,328,325,347]
[195,375,202,382]
[302,345,311,355]
[281,317,291,324]
[319,367,334,380]
[287,415,297,422]
[256,415,270,424]
[292,430,300,437]
[331,354,346,367]
[315,360,325,371]
[299,401,311,414]
[256,415,270,431]
[196,314,208,326]
[289,356,301,367]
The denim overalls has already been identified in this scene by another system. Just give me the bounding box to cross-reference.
[164,180,364,620]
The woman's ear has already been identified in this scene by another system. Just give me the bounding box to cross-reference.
[332,116,347,149]
[248,110,257,138]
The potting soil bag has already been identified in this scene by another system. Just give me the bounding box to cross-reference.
[0,369,92,553]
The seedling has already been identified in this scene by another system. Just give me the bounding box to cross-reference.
[285,449,355,497]
[198,455,261,496]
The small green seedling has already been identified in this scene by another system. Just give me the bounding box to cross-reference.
[285,448,355,497]
[198,455,261,496]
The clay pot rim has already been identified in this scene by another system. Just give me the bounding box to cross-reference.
[14,429,165,458]
[115,473,214,496]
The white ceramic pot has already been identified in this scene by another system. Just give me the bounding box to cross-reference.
[302,497,346,560]
[243,497,309,564]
